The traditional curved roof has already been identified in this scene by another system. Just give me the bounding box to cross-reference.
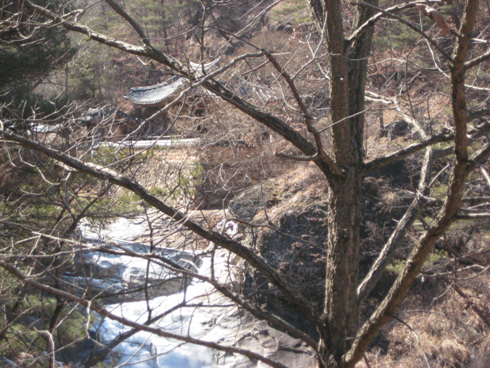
[124,58,221,106]
[188,58,220,76]
[124,76,184,105]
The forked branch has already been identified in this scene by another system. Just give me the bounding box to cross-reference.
[105,0,150,46]
[344,1,480,364]
[0,260,288,368]
[2,130,318,324]
[353,1,453,62]
[358,147,434,303]
[347,1,445,44]
[25,0,339,180]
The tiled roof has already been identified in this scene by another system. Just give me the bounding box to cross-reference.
[124,76,184,105]
[124,58,221,106]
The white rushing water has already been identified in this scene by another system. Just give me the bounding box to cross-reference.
[80,217,243,368]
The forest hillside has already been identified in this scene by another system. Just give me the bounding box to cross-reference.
[1,1,489,367]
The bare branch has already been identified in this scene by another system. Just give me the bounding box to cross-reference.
[2,130,319,324]
[364,131,453,175]
[264,51,342,177]
[0,260,289,368]
[25,0,335,179]
[104,0,150,46]
[477,162,490,189]
[455,212,490,219]
[453,284,490,327]
[97,243,319,350]
[345,1,481,364]
[465,47,490,69]
[353,1,453,62]
[466,142,490,174]
[25,1,155,62]
[200,77,336,178]
[347,1,444,44]
[358,146,434,302]
[33,329,56,368]
[275,151,320,161]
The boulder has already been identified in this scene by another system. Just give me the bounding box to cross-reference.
[381,120,413,140]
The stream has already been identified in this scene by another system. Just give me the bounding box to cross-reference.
[76,216,249,368]
[74,215,314,368]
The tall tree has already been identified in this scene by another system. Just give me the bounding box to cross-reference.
[1,1,488,367]
[0,0,74,93]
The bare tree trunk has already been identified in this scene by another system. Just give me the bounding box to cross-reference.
[8,2,487,367]
[344,1,483,365]
[312,1,377,367]
[319,177,362,368]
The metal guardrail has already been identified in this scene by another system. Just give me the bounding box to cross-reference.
[96,138,201,149]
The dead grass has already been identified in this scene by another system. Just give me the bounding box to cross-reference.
[380,191,403,214]
[359,271,490,368]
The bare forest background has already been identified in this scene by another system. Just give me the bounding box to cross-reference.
[0,1,489,368]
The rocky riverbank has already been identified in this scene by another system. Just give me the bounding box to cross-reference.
[74,212,316,367]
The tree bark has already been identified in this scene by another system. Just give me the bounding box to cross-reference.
[314,1,377,367]
[10,2,485,368]
[344,1,480,365]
